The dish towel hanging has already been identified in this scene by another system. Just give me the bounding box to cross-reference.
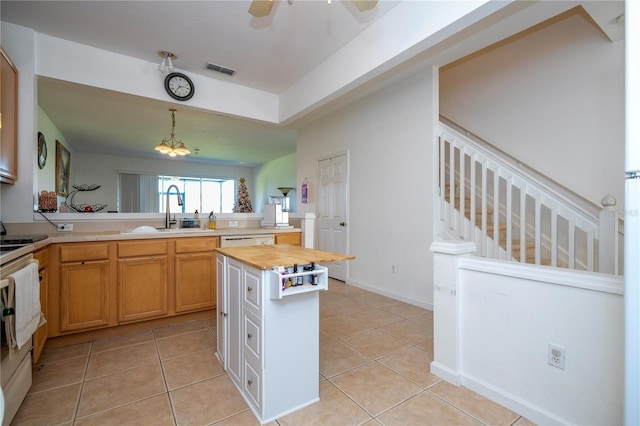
[8,262,42,350]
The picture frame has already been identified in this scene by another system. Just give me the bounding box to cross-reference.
[55,140,70,196]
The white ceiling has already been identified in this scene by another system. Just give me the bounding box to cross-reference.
[1,0,401,165]
[0,1,625,166]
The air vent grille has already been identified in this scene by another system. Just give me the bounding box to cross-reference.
[206,62,236,76]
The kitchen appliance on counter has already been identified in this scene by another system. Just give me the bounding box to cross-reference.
[264,186,294,227]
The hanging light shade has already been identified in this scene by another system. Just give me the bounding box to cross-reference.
[154,108,190,157]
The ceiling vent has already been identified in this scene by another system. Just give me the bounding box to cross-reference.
[206,62,237,76]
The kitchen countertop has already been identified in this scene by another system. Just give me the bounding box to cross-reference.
[0,227,301,265]
[217,244,355,270]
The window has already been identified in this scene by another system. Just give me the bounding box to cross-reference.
[118,172,236,213]
[158,176,236,214]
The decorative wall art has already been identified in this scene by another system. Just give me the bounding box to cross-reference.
[55,140,70,196]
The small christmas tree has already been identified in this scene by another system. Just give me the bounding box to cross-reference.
[233,177,254,213]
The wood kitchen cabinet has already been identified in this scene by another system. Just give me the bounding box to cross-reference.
[174,237,218,313]
[32,247,49,363]
[0,46,18,184]
[274,232,301,246]
[117,240,169,323]
[58,243,116,333]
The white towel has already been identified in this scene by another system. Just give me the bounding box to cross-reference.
[9,262,42,350]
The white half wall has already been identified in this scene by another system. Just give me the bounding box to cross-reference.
[431,242,624,425]
[297,67,437,309]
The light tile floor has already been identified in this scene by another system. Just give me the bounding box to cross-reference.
[12,279,535,425]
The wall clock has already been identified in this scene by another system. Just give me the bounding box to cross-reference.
[164,72,194,101]
[37,132,47,169]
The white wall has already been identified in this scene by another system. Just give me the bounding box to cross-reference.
[0,23,38,222]
[440,10,625,213]
[297,67,437,309]
[37,106,72,207]
[254,153,297,213]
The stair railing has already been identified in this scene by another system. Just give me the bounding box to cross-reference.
[437,116,623,274]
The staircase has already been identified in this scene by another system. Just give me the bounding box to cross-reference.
[436,117,623,274]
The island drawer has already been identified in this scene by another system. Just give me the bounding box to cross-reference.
[243,355,262,411]
[244,311,263,365]
[243,266,263,317]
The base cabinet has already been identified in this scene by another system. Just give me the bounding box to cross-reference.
[60,260,112,332]
[117,240,169,322]
[217,254,325,423]
[175,237,218,313]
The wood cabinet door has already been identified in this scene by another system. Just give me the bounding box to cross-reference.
[32,267,48,364]
[60,261,111,332]
[0,47,18,183]
[175,252,216,313]
[118,256,169,322]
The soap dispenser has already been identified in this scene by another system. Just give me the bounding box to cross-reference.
[208,211,217,229]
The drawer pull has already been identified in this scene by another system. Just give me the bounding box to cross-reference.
[247,286,253,292]
[247,333,252,339]
[220,312,228,317]
[247,379,253,386]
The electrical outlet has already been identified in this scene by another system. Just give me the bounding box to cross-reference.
[57,223,73,232]
[229,220,238,227]
[548,343,566,370]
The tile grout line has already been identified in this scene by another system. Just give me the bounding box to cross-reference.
[153,324,179,426]
[70,341,93,425]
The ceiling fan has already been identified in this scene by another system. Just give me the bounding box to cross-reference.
[249,0,378,18]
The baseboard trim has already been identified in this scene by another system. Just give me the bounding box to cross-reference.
[46,309,216,349]
[460,373,571,425]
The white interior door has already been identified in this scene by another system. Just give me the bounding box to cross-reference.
[318,153,349,281]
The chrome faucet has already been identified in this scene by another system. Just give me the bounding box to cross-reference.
[165,185,184,229]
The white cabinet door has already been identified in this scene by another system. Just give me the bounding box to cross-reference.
[215,254,227,368]
[227,258,243,386]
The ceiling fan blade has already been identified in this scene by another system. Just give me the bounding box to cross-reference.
[248,0,275,18]
[351,0,378,12]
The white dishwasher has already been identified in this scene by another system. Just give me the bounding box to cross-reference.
[220,234,274,247]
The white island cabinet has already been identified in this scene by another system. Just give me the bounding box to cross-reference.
[215,245,353,424]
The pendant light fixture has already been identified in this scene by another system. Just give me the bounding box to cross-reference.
[154,108,190,157]
[157,50,176,74]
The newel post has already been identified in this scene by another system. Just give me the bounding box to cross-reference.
[429,240,476,386]
[599,194,619,274]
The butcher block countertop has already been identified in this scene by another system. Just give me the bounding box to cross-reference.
[216,244,355,270]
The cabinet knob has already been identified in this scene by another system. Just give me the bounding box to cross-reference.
[247,379,253,386]
[247,333,252,339]
[339,222,346,227]
[247,286,253,292]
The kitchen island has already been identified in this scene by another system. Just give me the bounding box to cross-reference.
[216,245,354,424]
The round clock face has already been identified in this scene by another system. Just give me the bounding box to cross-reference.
[164,72,194,101]
[37,132,47,169]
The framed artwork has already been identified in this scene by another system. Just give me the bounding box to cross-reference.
[55,140,70,196]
